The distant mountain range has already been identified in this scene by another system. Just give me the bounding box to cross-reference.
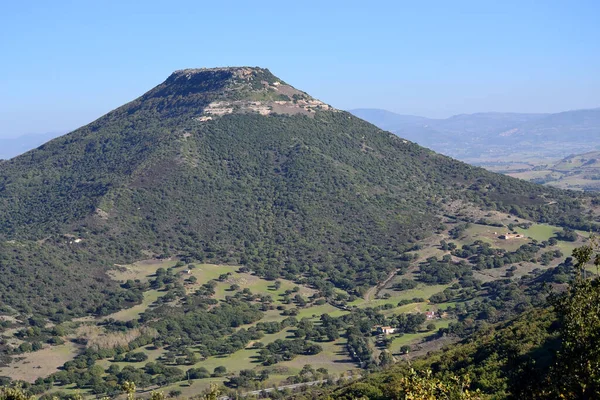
[0,132,64,160]
[350,108,600,163]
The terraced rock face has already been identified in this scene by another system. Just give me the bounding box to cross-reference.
[172,67,337,120]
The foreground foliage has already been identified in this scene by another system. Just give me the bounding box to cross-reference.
[543,239,600,398]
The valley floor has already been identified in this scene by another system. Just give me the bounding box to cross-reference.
[0,214,589,398]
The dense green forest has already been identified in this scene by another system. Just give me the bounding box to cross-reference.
[0,68,597,320]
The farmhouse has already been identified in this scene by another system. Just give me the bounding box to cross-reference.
[376,326,397,335]
[425,311,437,320]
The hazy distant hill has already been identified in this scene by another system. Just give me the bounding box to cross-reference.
[0,132,63,160]
[504,108,600,142]
[349,108,430,130]
[350,108,600,162]
[496,150,600,191]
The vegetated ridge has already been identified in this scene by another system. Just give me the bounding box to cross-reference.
[0,67,596,320]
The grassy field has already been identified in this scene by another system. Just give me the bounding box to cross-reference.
[380,302,430,316]
[458,223,525,252]
[279,338,354,374]
[0,342,80,383]
[514,224,559,242]
[165,326,356,382]
[388,319,452,355]
[96,346,165,370]
[436,302,459,311]
[295,304,347,320]
[209,272,315,305]
[368,284,451,307]
[186,264,239,284]
[190,343,263,374]
[472,260,551,282]
[44,384,87,397]
[514,223,587,256]
[109,259,180,282]
[104,290,163,322]
[141,378,226,399]
[451,221,587,257]
[110,260,241,286]
[555,241,580,257]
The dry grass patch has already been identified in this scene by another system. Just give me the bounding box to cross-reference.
[76,325,157,350]
[0,342,79,382]
[109,259,179,282]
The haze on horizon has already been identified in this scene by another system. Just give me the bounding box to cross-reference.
[1,0,599,138]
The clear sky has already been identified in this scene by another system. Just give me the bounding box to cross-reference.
[1,0,599,137]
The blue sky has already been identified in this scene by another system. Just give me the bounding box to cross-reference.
[1,0,599,137]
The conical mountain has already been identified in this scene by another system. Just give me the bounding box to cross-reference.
[0,67,593,319]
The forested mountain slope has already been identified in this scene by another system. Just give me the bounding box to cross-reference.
[0,67,596,320]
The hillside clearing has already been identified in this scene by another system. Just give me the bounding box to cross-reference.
[0,342,79,383]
